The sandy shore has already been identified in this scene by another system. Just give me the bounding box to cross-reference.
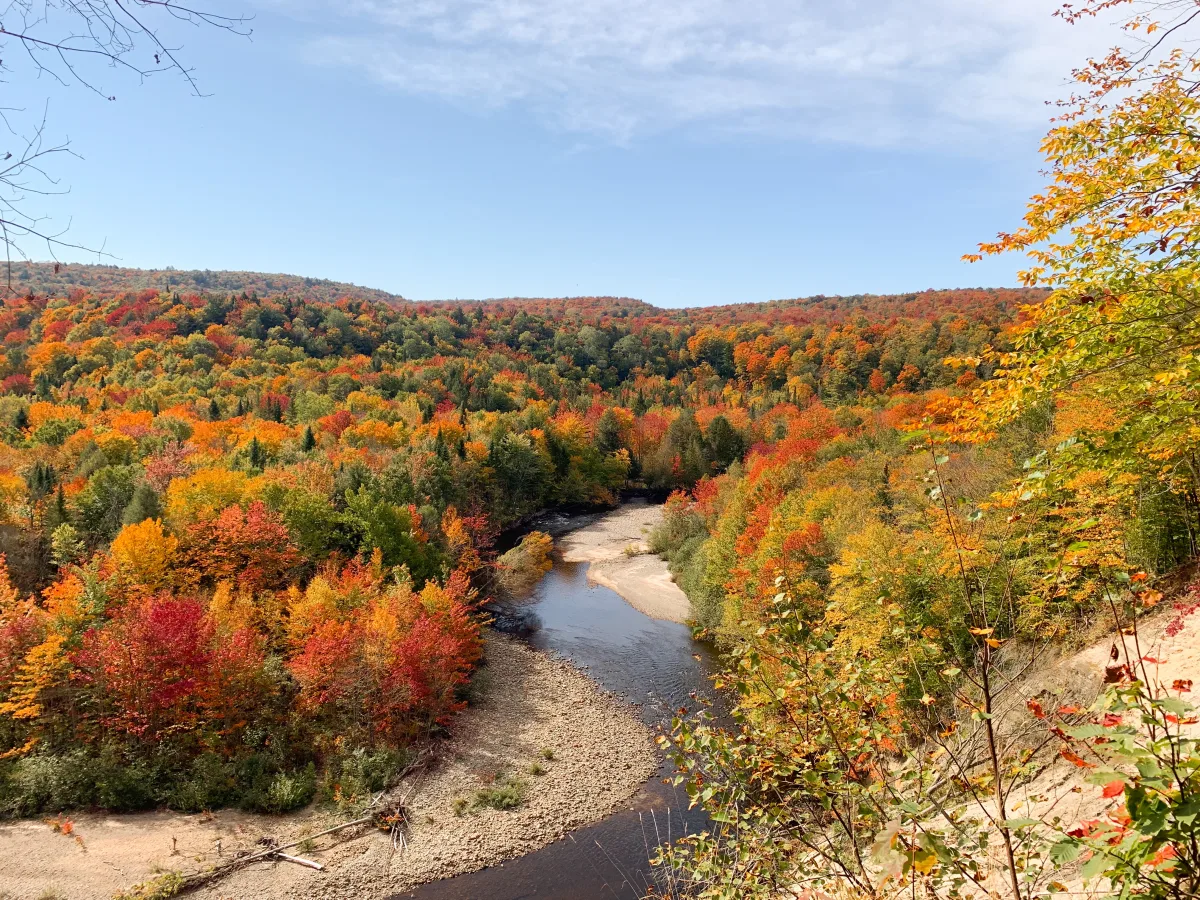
[0,634,657,900]
[558,502,691,623]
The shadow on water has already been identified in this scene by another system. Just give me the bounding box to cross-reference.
[397,520,723,900]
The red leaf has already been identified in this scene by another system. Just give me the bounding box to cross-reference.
[1101,779,1125,798]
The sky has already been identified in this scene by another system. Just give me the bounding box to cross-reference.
[10,0,1119,307]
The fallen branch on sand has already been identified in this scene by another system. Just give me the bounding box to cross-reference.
[273,852,324,871]
[175,751,429,893]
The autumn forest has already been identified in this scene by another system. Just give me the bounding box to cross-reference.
[4,0,1200,898]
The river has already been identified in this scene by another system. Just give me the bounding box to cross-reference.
[401,502,721,900]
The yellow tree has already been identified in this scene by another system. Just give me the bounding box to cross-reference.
[110,519,179,595]
[964,0,1200,491]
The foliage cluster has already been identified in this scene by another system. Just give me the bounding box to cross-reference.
[653,3,1200,900]
[0,277,1017,815]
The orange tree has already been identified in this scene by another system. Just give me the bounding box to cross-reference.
[963,0,1200,518]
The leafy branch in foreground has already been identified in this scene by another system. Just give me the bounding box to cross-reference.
[657,574,1200,900]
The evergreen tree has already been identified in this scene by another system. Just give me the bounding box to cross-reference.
[47,485,69,531]
[25,461,56,503]
[705,415,746,470]
[596,409,622,455]
[121,483,162,526]
[248,436,267,471]
[301,425,316,452]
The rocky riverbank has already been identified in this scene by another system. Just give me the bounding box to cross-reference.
[0,634,658,900]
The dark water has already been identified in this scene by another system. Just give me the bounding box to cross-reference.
[398,507,721,900]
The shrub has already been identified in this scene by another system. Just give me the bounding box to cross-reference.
[473,775,525,811]
[112,872,183,900]
[0,751,96,816]
[335,747,408,799]
[261,767,316,814]
[163,753,235,813]
[496,531,554,595]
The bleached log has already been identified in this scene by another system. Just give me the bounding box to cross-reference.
[274,852,325,871]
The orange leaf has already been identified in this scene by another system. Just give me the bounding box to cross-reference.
[1101,779,1125,798]
[1061,747,1095,769]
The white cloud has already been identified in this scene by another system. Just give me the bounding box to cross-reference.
[272,0,1118,148]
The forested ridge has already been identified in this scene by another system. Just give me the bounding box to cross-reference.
[0,280,1025,817]
[6,262,406,307]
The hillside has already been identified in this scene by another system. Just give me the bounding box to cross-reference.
[5,262,405,306]
[0,260,1193,900]
[5,264,1046,328]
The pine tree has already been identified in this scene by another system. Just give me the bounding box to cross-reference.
[248,436,267,471]
[209,397,221,420]
[25,461,55,502]
[596,409,622,455]
[301,426,316,452]
[47,484,69,530]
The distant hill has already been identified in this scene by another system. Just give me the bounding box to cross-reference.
[680,288,1046,326]
[5,262,405,305]
[4,264,1042,325]
[444,288,1042,326]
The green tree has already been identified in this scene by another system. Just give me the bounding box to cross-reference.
[76,466,137,544]
[121,483,162,526]
[595,409,622,455]
[705,415,744,471]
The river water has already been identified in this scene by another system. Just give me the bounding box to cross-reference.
[400,508,721,900]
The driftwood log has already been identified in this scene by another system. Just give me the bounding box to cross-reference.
[176,750,430,893]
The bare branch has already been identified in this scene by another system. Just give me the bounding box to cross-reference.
[0,0,250,286]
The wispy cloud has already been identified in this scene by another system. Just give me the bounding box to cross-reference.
[273,0,1116,148]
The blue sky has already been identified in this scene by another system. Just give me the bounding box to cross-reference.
[14,0,1115,307]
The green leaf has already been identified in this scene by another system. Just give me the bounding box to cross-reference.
[1081,851,1111,880]
[1049,839,1083,865]
[1003,818,1039,830]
